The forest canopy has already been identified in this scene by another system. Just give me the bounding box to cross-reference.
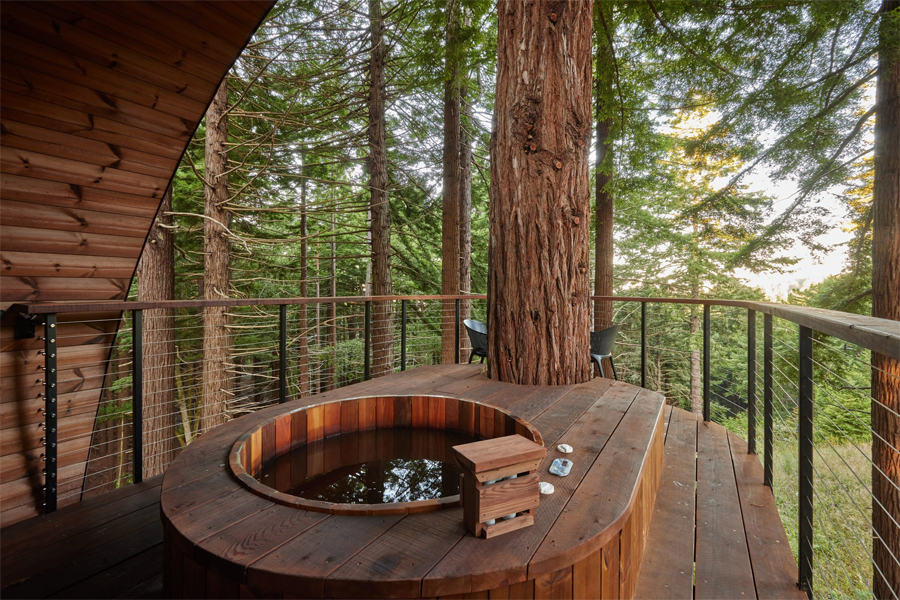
[147,0,880,313]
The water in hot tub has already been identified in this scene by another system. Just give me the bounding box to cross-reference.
[255,428,480,504]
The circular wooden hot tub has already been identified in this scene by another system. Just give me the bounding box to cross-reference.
[161,366,665,599]
[229,396,542,515]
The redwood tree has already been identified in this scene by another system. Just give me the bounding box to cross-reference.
[201,79,232,431]
[368,0,393,377]
[488,0,594,385]
[459,91,473,361]
[136,187,177,476]
[593,1,614,332]
[298,162,310,396]
[441,0,462,364]
[872,1,900,597]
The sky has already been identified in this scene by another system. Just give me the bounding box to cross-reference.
[734,174,854,301]
[666,107,865,302]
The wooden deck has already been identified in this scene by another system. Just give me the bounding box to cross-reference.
[635,407,805,600]
[161,365,666,598]
[1,370,800,599]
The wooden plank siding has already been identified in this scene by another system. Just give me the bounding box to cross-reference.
[0,0,276,525]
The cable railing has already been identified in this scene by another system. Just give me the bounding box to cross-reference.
[6,295,486,506]
[598,295,900,600]
[6,294,899,598]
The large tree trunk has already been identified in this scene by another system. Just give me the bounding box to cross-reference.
[136,188,178,476]
[872,1,900,597]
[201,79,232,432]
[441,0,462,365]
[368,0,393,377]
[327,213,338,391]
[298,162,310,397]
[689,281,703,416]
[593,115,614,331]
[459,85,473,362]
[593,2,614,333]
[487,0,594,386]
[690,349,702,416]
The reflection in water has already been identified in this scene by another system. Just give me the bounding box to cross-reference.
[255,428,480,504]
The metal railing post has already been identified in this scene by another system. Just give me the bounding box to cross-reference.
[764,313,774,488]
[42,313,58,513]
[400,300,407,371]
[455,299,460,364]
[798,325,814,597]
[747,309,756,454]
[279,305,287,404]
[132,310,143,483]
[703,303,710,422]
[364,301,371,380]
[640,301,647,389]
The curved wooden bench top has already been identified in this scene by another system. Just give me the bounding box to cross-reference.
[161,365,665,598]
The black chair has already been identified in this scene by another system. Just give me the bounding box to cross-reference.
[590,324,622,380]
[464,319,488,363]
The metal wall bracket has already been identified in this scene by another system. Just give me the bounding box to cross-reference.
[43,314,58,512]
[14,314,37,340]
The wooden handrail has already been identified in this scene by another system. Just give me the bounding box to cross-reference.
[10,294,489,314]
[10,294,898,359]
[592,296,900,360]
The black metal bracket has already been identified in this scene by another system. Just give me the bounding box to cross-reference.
[42,314,58,513]
[798,325,814,597]
[364,301,371,380]
[132,310,143,484]
[747,309,757,454]
[455,299,461,365]
[400,300,407,371]
[15,314,38,340]
[702,304,711,422]
[279,305,287,404]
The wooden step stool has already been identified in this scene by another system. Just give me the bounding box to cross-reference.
[453,434,546,539]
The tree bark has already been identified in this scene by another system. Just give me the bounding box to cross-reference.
[872,2,900,597]
[690,349,702,416]
[593,2,614,333]
[136,187,178,476]
[441,0,462,365]
[327,212,338,391]
[459,84,473,362]
[689,281,703,416]
[201,78,232,432]
[488,0,594,385]
[298,161,310,397]
[368,0,393,377]
[593,115,614,331]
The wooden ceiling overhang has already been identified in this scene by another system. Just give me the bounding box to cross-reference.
[0,0,277,524]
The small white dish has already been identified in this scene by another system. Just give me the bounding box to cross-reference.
[539,481,555,495]
[549,458,573,476]
[557,443,573,454]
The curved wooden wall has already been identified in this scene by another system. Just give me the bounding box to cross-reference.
[0,0,276,524]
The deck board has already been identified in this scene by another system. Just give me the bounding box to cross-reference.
[634,409,802,600]
[633,408,697,600]
[728,433,806,599]
[2,391,799,599]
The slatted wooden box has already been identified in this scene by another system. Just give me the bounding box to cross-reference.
[453,434,546,539]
